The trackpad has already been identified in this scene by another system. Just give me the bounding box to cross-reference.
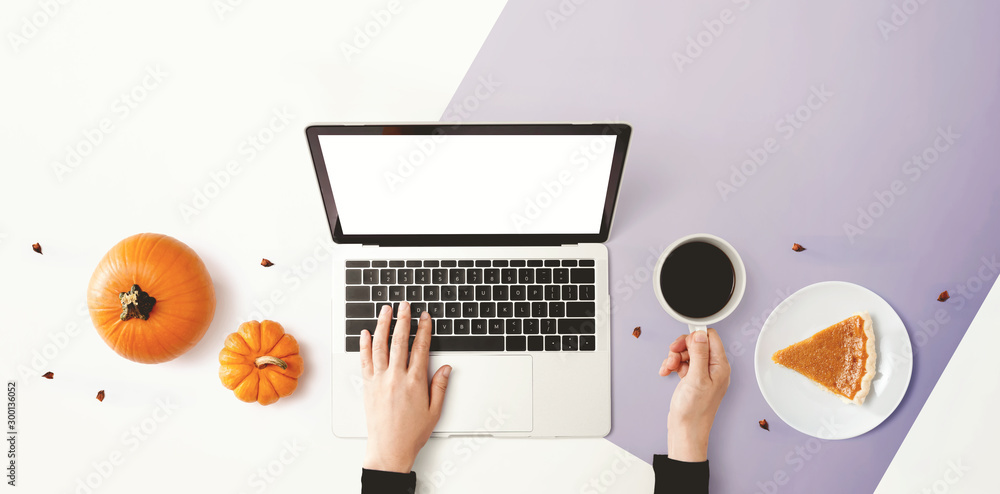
[430,355,533,434]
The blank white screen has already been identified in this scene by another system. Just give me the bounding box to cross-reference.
[319,133,617,235]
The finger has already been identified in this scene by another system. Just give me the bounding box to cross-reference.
[371,304,392,371]
[429,365,452,418]
[707,328,731,378]
[686,330,711,381]
[359,330,374,379]
[659,356,676,376]
[679,350,689,363]
[409,310,433,378]
[677,361,690,378]
[389,301,411,371]
[669,334,688,353]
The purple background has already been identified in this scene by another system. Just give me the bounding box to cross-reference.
[444,1,1000,492]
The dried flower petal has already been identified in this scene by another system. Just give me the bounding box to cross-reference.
[792,243,806,252]
[261,258,274,267]
[96,390,105,402]
[32,243,42,254]
[632,326,641,338]
[759,419,769,431]
[937,291,950,302]
[42,372,54,379]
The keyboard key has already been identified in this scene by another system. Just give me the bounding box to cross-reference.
[449,268,465,284]
[527,260,543,267]
[524,319,539,334]
[411,303,426,317]
[346,269,363,284]
[571,268,595,284]
[445,302,461,318]
[544,260,560,267]
[476,286,491,301]
[501,269,517,284]
[562,335,579,351]
[488,319,504,334]
[346,261,369,268]
[549,302,565,318]
[545,286,560,300]
[562,260,578,267]
[433,269,448,284]
[553,268,569,284]
[424,260,439,267]
[492,285,509,301]
[398,269,413,284]
[415,269,431,284]
[346,286,369,301]
[545,335,560,351]
[493,260,509,267]
[441,260,457,267]
[458,286,475,301]
[518,268,534,284]
[528,335,544,351]
[505,319,522,334]
[441,285,458,301]
[345,336,360,352]
[371,286,388,301]
[406,260,422,267]
[346,303,374,318]
[510,260,526,267]
[454,319,471,334]
[389,260,404,267]
[527,285,544,300]
[389,286,404,301]
[506,335,527,351]
[436,319,453,335]
[463,302,479,318]
[458,260,474,267]
[363,269,379,284]
[475,260,491,267]
[497,302,513,318]
[430,336,504,352]
[346,319,377,335]
[562,285,577,300]
[536,268,552,284]
[541,319,557,334]
[510,285,526,301]
[580,260,595,267]
[580,335,596,351]
[472,319,488,334]
[485,269,500,284]
[423,286,439,301]
[514,302,530,318]
[567,302,596,317]
[558,318,596,334]
[481,302,496,317]
[428,303,444,318]
[406,286,422,301]
[531,302,547,318]
[375,302,393,317]
[468,268,483,284]
[580,285,595,300]
[372,261,388,268]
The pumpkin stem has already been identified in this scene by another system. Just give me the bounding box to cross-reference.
[255,356,288,370]
[119,284,156,321]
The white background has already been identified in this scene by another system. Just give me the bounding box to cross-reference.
[0,1,655,493]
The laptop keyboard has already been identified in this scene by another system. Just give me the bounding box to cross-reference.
[344,259,598,352]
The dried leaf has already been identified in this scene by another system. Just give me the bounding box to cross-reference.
[792,243,806,252]
[632,326,641,338]
[96,390,105,402]
[42,371,54,379]
[937,291,950,302]
[759,419,769,431]
[261,258,274,267]
[32,243,43,254]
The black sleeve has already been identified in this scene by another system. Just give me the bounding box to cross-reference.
[361,468,417,494]
[652,455,709,494]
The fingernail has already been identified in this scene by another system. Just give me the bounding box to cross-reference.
[694,331,708,343]
[420,311,430,320]
[401,300,409,310]
[380,305,390,316]
[442,366,452,378]
[667,354,677,363]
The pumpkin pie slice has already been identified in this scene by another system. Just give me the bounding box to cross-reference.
[772,312,877,405]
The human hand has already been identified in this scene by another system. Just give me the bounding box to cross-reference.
[658,328,730,462]
[360,301,452,473]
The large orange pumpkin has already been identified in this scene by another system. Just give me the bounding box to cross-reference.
[219,320,303,405]
[87,233,216,364]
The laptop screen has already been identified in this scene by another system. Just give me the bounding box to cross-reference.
[307,124,631,245]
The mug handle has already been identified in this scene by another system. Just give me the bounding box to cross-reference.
[688,324,708,334]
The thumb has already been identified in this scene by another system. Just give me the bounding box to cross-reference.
[686,330,711,381]
[429,365,452,417]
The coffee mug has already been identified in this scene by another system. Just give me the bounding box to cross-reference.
[653,233,747,333]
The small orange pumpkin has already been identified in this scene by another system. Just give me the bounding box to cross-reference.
[87,233,216,364]
[219,320,303,405]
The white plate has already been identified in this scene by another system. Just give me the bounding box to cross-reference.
[754,281,913,439]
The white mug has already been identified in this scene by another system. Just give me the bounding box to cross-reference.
[653,233,747,333]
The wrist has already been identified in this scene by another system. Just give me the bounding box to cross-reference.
[363,449,414,474]
[667,414,711,462]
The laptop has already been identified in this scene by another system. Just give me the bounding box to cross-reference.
[306,123,631,437]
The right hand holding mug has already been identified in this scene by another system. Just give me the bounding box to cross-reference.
[659,328,731,462]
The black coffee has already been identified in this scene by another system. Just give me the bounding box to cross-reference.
[660,241,735,319]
